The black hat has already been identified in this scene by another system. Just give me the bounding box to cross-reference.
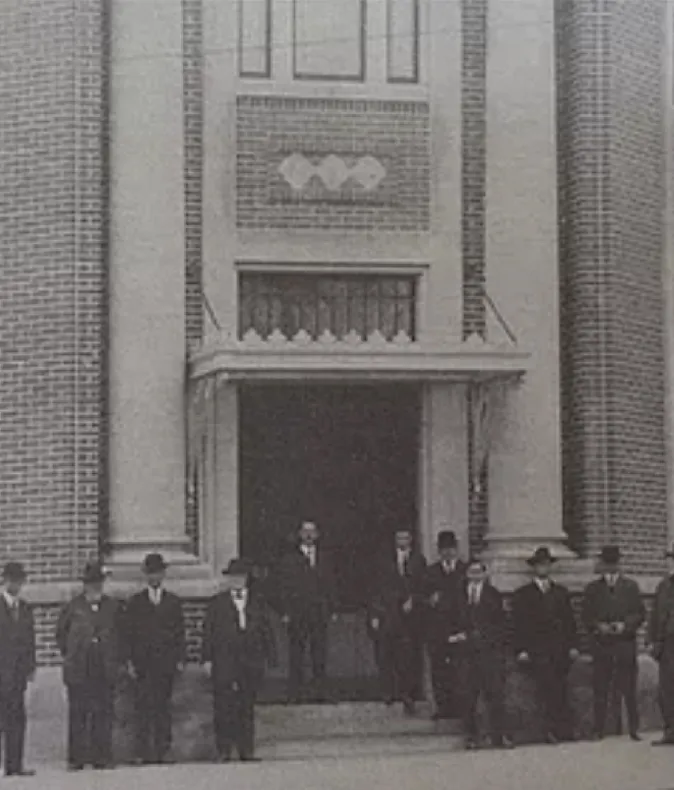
[142,553,168,573]
[527,547,557,567]
[82,562,108,584]
[437,531,457,549]
[223,558,252,577]
[2,562,26,582]
[599,545,621,565]
[466,555,486,570]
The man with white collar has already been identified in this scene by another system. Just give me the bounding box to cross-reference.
[203,559,277,763]
[512,547,579,743]
[0,562,36,778]
[125,553,185,765]
[582,545,645,741]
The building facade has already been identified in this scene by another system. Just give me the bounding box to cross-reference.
[0,0,672,671]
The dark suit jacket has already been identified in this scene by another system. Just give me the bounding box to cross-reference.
[582,576,645,647]
[276,545,337,619]
[0,597,36,696]
[441,581,508,655]
[56,594,123,687]
[368,551,428,635]
[124,589,186,675]
[422,560,467,644]
[648,575,674,658]
[511,581,577,660]
[203,592,277,688]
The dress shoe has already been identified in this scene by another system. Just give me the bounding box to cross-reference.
[217,753,232,763]
[590,731,604,741]
[402,698,416,716]
[629,732,641,742]
[493,736,515,750]
[544,732,559,745]
[67,763,84,772]
[93,763,115,770]
[464,738,479,751]
[157,754,177,765]
[5,769,36,778]
[240,755,261,763]
[432,711,452,721]
[652,736,674,746]
[383,697,395,707]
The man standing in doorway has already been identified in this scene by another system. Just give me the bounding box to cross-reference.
[511,547,579,743]
[582,545,645,741]
[648,542,674,746]
[423,530,466,720]
[277,522,337,703]
[56,562,123,771]
[0,562,36,778]
[368,528,427,714]
[125,553,186,765]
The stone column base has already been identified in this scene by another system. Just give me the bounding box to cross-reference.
[105,537,213,581]
[482,536,596,592]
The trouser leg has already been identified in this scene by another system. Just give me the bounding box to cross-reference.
[592,649,613,735]
[3,689,26,775]
[67,686,89,767]
[616,644,639,735]
[658,643,674,737]
[90,685,114,767]
[374,635,395,700]
[288,619,307,698]
[153,673,175,758]
[213,688,236,758]
[309,618,328,684]
[237,688,256,759]
[134,675,152,760]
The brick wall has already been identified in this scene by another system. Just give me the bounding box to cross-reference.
[557,0,668,574]
[0,0,108,581]
[236,96,430,231]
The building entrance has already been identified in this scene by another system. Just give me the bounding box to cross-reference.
[238,383,421,701]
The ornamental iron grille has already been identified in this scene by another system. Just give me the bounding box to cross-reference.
[238,273,417,341]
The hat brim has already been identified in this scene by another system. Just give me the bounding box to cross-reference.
[526,555,557,566]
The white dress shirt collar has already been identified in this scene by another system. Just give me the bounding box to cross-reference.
[3,591,18,609]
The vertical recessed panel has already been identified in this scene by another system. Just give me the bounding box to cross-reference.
[293,0,366,81]
[387,0,418,82]
[239,0,271,77]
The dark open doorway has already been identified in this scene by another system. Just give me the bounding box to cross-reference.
[238,383,421,701]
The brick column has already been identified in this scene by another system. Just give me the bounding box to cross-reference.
[481,0,588,588]
[665,0,674,552]
[107,0,200,575]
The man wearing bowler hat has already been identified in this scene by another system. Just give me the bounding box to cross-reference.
[582,545,645,741]
[648,542,674,746]
[512,547,579,743]
[56,562,123,770]
[0,562,36,777]
[124,553,186,765]
[422,530,467,720]
[203,559,277,763]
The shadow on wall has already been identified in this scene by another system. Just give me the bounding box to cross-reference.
[25,656,662,765]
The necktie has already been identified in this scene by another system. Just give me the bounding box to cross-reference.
[233,594,246,630]
[10,601,18,622]
[469,585,478,605]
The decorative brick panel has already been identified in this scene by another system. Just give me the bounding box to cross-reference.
[0,0,108,581]
[557,0,668,574]
[236,96,430,231]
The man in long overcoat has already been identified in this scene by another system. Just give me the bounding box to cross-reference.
[0,562,36,777]
[582,545,645,741]
[511,547,579,743]
[56,562,124,770]
[648,542,674,746]
[124,553,186,764]
[203,559,277,762]
[368,528,427,714]
[423,530,466,719]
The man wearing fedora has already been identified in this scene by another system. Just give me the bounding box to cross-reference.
[648,542,674,746]
[124,553,186,765]
[0,562,36,777]
[203,559,277,763]
[56,562,123,770]
[422,530,467,720]
[582,545,645,741]
[511,547,579,743]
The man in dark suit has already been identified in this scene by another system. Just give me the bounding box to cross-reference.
[423,530,466,720]
[203,559,277,762]
[125,553,186,765]
[582,545,645,741]
[276,521,337,703]
[368,528,427,714]
[648,542,674,746]
[56,562,124,771]
[512,547,579,743]
[0,562,36,778]
[444,558,514,750]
